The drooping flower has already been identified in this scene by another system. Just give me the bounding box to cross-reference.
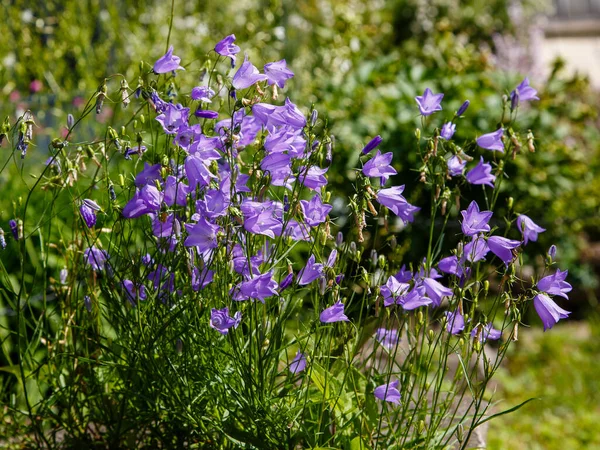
[537,269,572,299]
[79,199,101,228]
[471,323,502,342]
[421,277,453,307]
[461,201,493,237]
[361,135,383,155]
[440,122,456,140]
[214,34,240,66]
[398,285,434,310]
[477,128,504,152]
[320,300,349,323]
[135,162,162,187]
[84,246,108,271]
[191,86,215,103]
[298,254,324,286]
[488,236,521,266]
[516,214,545,245]
[447,155,467,177]
[289,351,307,374]
[374,380,401,404]
[122,185,163,219]
[264,59,294,88]
[445,310,465,335]
[362,150,397,183]
[210,307,242,335]
[232,56,268,90]
[300,195,332,227]
[466,157,495,188]
[463,236,490,263]
[374,328,401,349]
[376,186,420,223]
[153,46,184,74]
[415,88,443,116]
[533,293,570,331]
[510,78,539,108]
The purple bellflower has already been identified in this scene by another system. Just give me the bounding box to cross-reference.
[289,351,307,374]
[537,269,572,299]
[242,200,283,239]
[471,323,502,343]
[361,135,383,155]
[264,59,294,88]
[215,34,240,66]
[298,254,324,286]
[374,380,401,404]
[533,293,570,331]
[548,245,557,261]
[232,271,279,303]
[415,88,443,116]
[421,277,453,307]
[376,186,420,223]
[445,310,465,335]
[457,100,470,116]
[466,157,496,188]
[477,128,504,152]
[122,280,147,305]
[298,166,328,190]
[122,185,163,219]
[320,300,349,323]
[153,46,184,74]
[300,195,332,227]
[374,328,401,349]
[232,56,268,90]
[156,103,189,134]
[79,199,100,228]
[510,78,539,108]
[463,236,490,263]
[447,155,467,177]
[488,236,521,266]
[516,214,545,245]
[461,201,493,236]
[84,246,108,271]
[191,86,215,103]
[362,150,397,183]
[381,276,410,307]
[210,307,242,335]
[440,122,456,140]
[184,217,220,257]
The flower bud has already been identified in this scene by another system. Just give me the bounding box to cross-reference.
[310,109,318,127]
[361,135,382,155]
[336,231,344,247]
[457,100,470,116]
[548,244,557,262]
[67,113,75,129]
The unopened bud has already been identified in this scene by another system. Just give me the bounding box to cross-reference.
[507,197,514,210]
[457,100,470,117]
[310,109,318,127]
[361,135,382,155]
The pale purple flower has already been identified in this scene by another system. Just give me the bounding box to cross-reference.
[320,300,349,323]
[289,351,307,374]
[380,276,410,307]
[300,195,332,227]
[264,59,294,88]
[461,201,493,236]
[362,135,382,155]
[477,128,504,152]
[184,217,220,256]
[135,162,162,187]
[440,122,456,140]
[376,186,420,223]
[421,277,453,307]
[374,380,401,404]
[466,157,496,188]
[533,293,570,331]
[447,156,467,177]
[298,254,324,286]
[156,103,189,134]
[399,285,434,310]
[232,56,268,90]
[445,310,465,335]
[516,214,545,245]
[191,86,215,102]
[537,269,572,300]
[362,150,397,183]
[463,236,490,263]
[215,34,240,66]
[210,307,242,335]
[298,166,328,190]
[123,185,163,219]
[241,200,284,239]
[510,78,539,108]
[84,246,108,271]
[471,323,502,342]
[185,153,216,190]
[231,271,279,303]
[548,245,557,261]
[415,88,443,116]
[374,328,401,349]
[153,46,184,74]
[122,280,147,305]
[488,236,521,266]
[192,266,214,291]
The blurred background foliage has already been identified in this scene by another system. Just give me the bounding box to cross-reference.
[0,0,599,446]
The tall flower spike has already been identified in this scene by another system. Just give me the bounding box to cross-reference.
[415,88,443,116]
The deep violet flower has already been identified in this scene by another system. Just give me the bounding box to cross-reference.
[210,307,242,335]
[440,122,456,140]
[84,246,108,271]
[232,56,268,90]
[466,157,496,188]
[487,236,521,266]
[477,128,504,152]
[447,156,467,177]
[153,46,184,74]
[300,195,332,227]
[215,34,240,66]
[135,162,162,187]
[456,100,470,116]
[537,269,572,300]
[445,310,465,335]
[320,300,349,323]
[376,186,420,223]
[415,88,443,116]
[461,201,493,237]
[289,351,307,374]
[79,200,100,228]
[362,135,383,155]
[533,293,570,331]
[516,214,545,245]
[362,150,397,183]
[374,380,401,404]
[194,109,219,119]
[264,59,294,88]
[374,328,401,349]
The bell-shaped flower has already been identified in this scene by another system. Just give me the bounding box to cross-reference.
[232,56,268,90]
[374,380,401,404]
[84,246,108,271]
[447,155,466,177]
[516,214,545,245]
[537,269,572,300]
[210,307,242,335]
[215,34,240,66]
[153,46,184,74]
[466,157,496,188]
[362,150,397,183]
[374,328,401,349]
[440,122,456,140]
[298,166,328,190]
[300,195,332,227]
[488,235,521,266]
[264,59,294,88]
[380,276,411,307]
[533,293,570,331]
[123,185,163,219]
[298,254,324,286]
[191,86,215,103]
[510,78,539,108]
[376,186,420,224]
[461,201,493,236]
[184,216,220,257]
[231,271,279,303]
[462,235,490,263]
[156,103,189,134]
[415,88,443,116]
[476,128,504,152]
[471,323,502,342]
[320,300,349,323]
[362,135,382,155]
[289,351,307,374]
[445,310,465,335]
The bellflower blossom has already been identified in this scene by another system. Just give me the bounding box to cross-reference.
[320,300,349,323]
[374,328,401,349]
[487,236,521,266]
[510,78,539,108]
[79,199,101,228]
[300,195,332,227]
[477,128,504,152]
[447,156,467,177]
[376,186,420,223]
[445,310,465,335]
[289,351,307,374]
[533,294,570,331]
[516,214,545,245]
[456,100,470,116]
[374,380,401,404]
[415,88,443,116]
[380,276,410,307]
[298,166,328,190]
[466,157,495,188]
[122,280,147,305]
[184,217,220,257]
[362,150,397,183]
[537,269,572,299]
[461,201,492,236]
[153,46,184,74]
[191,86,215,103]
[232,56,268,90]
[463,236,490,263]
[210,307,242,335]
[298,254,324,286]
[264,59,294,88]
[214,34,240,66]
[440,122,456,140]
[84,246,108,271]
[122,185,163,219]
[471,323,502,343]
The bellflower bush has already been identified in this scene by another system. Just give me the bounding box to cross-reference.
[0,35,572,448]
